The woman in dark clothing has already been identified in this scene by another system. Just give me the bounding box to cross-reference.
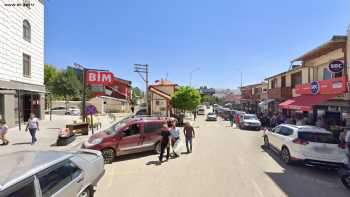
[159,123,171,163]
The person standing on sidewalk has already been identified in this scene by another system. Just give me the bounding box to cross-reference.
[193,110,197,121]
[26,113,40,145]
[159,123,171,164]
[183,122,195,153]
[0,120,9,145]
[170,120,180,157]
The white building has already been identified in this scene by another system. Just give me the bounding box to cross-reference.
[0,0,45,127]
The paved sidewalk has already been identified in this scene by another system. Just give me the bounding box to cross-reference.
[0,113,130,155]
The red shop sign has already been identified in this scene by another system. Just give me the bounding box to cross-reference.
[295,76,347,95]
[86,70,114,85]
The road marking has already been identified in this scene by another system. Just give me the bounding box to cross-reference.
[251,179,265,197]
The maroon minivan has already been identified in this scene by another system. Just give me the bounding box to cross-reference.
[83,117,166,163]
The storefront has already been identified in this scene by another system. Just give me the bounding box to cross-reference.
[0,81,45,127]
[279,76,349,132]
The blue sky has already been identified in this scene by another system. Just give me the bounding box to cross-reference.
[45,0,350,90]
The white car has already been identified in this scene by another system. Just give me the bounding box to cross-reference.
[263,124,348,167]
[239,114,261,130]
[49,106,81,115]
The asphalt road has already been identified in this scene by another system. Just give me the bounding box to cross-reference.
[95,116,350,197]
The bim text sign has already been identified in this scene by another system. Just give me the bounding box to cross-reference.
[86,70,114,85]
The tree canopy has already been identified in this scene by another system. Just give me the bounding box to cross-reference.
[51,67,82,101]
[171,86,201,111]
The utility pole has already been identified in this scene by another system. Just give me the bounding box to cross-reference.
[189,67,200,87]
[74,63,87,122]
[134,64,149,114]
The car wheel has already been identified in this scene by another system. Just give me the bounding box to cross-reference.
[281,147,291,164]
[263,136,270,149]
[79,187,93,197]
[101,148,115,164]
[341,175,350,189]
[155,142,161,154]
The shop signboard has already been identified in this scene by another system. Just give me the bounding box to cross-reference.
[86,70,114,85]
[328,60,344,73]
[295,76,347,95]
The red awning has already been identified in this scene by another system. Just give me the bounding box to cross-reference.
[279,94,337,111]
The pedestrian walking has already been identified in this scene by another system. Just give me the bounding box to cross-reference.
[0,120,9,145]
[193,110,197,121]
[159,123,171,164]
[169,120,180,157]
[229,113,234,127]
[183,122,195,153]
[25,113,39,145]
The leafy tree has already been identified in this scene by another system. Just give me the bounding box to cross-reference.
[201,95,218,105]
[131,87,143,105]
[171,86,201,111]
[51,68,82,108]
[44,64,58,91]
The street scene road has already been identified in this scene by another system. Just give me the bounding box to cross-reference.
[95,112,349,197]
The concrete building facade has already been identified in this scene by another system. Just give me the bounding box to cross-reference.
[0,0,45,127]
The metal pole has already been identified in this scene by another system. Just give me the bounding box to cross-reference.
[82,68,86,122]
[17,90,21,131]
[240,71,243,88]
[145,64,149,115]
[49,93,52,121]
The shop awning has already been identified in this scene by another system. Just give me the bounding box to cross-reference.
[279,94,337,111]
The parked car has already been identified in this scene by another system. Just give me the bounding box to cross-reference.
[239,114,261,130]
[197,108,205,115]
[49,106,81,115]
[263,124,348,167]
[206,112,217,121]
[135,108,148,116]
[83,117,167,163]
[0,150,105,197]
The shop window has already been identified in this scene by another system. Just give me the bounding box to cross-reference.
[271,79,277,89]
[23,54,31,77]
[291,72,302,88]
[323,68,332,80]
[0,95,3,121]
[334,71,343,78]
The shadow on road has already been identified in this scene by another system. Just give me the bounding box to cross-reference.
[12,142,32,145]
[260,145,349,197]
[115,151,155,163]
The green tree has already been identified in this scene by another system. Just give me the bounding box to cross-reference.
[44,64,58,90]
[131,87,143,105]
[51,68,82,107]
[171,86,201,111]
[201,95,218,105]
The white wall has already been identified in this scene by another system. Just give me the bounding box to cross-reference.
[0,0,44,85]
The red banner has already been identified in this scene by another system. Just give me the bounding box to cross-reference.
[295,76,347,95]
[86,70,114,85]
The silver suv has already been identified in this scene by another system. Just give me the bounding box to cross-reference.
[0,150,105,197]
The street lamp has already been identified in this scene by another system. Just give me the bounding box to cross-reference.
[189,67,200,87]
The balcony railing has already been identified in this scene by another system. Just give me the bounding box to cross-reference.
[268,87,292,100]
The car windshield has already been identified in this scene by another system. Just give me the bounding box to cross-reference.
[105,121,128,135]
[298,132,338,144]
[244,115,257,120]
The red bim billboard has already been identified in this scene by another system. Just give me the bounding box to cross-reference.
[86,70,114,85]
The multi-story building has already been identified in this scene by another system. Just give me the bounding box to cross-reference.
[149,79,179,116]
[0,0,45,127]
[265,32,350,127]
[240,82,267,112]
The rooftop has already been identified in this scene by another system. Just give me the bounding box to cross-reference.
[292,35,347,62]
